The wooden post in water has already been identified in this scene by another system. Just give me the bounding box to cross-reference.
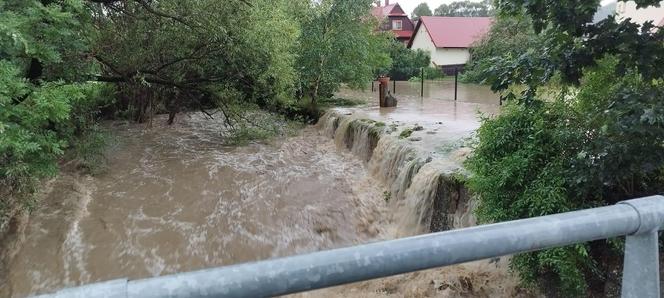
[393,80,396,94]
[454,67,458,101]
[371,81,375,92]
[420,68,424,97]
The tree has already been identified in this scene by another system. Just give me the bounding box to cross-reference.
[88,0,301,124]
[461,15,540,83]
[296,0,391,103]
[411,2,432,22]
[378,40,430,80]
[0,0,107,228]
[88,0,390,117]
[1,0,395,224]
[465,0,664,296]
[434,0,493,17]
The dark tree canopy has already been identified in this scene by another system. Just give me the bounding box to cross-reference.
[411,2,432,21]
[434,0,493,17]
[488,0,664,102]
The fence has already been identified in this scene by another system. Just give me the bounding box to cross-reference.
[36,196,664,298]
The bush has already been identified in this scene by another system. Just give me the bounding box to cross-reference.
[465,57,664,296]
[0,0,109,231]
[408,67,445,81]
[460,15,540,84]
[378,40,430,81]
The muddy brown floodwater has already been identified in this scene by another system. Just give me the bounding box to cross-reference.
[4,115,389,297]
[3,82,530,298]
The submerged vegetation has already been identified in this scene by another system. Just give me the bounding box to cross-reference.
[0,0,392,231]
[465,1,664,296]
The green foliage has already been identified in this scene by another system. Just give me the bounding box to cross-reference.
[461,15,540,84]
[222,108,304,146]
[434,0,494,17]
[296,0,391,102]
[489,1,664,104]
[468,1,664,293]
[399,128,414,139]
[0,0,109,227]
[67,125,110,175]
[411,3,432,22]
[379,40,430,81]
[466,56,664,295]
[408,67,445,81]
[90,0,301,121]
[318,97,365,108]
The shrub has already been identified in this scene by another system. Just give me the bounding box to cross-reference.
[460,15,540,84]
[378,40,431,81]
[465,57,664,296]
[408,67,445,81]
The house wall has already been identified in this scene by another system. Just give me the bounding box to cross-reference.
[380,16,414,31]
[409,23,471,67]
[390,16,414,31]
[434,48,470,66]
[617,1,664,26]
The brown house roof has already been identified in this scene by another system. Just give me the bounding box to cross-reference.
[408,16,493,49]
[371,3,407,19]
[393,30,413,39]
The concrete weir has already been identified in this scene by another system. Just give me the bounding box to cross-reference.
[306,110,529,297]
[318,110,476,235]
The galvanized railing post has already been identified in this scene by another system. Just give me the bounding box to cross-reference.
[622,230,659,298]
[619,196,664,297]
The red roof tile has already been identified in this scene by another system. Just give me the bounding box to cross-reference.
[393,30,412,39]
[409,16,493,48]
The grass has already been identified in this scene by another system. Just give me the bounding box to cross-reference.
[68,126,112,174]
[399,128,414,139]
[318,97,365,108]
[224,109,305,146]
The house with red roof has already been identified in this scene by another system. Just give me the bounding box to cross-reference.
[407,16,492,70]
[371,1,414,44]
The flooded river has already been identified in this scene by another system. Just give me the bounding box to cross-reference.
[3,82,528,297]
[5,115,389,297]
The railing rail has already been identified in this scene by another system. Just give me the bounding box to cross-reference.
[35,196,664,298]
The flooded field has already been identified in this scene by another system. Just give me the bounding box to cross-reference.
[336,80,500,157]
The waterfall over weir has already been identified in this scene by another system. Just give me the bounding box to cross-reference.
[317,111,475,235]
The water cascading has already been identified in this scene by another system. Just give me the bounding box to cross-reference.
[317,111,473,236]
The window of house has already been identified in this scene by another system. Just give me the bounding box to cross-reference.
[392,20,402,30]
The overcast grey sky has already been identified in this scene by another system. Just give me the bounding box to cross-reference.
[396,0,616,16]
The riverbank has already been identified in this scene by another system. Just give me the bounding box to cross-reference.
[3,82,532,297]
[2,114,390,297]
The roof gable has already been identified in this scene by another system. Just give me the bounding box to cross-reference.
[371,3,407,19]
[408,16,492,48]
[389,4,406,16]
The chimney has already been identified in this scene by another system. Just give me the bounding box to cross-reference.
[385,0,389,6]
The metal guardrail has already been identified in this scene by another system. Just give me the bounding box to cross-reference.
[36,196,664,298]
